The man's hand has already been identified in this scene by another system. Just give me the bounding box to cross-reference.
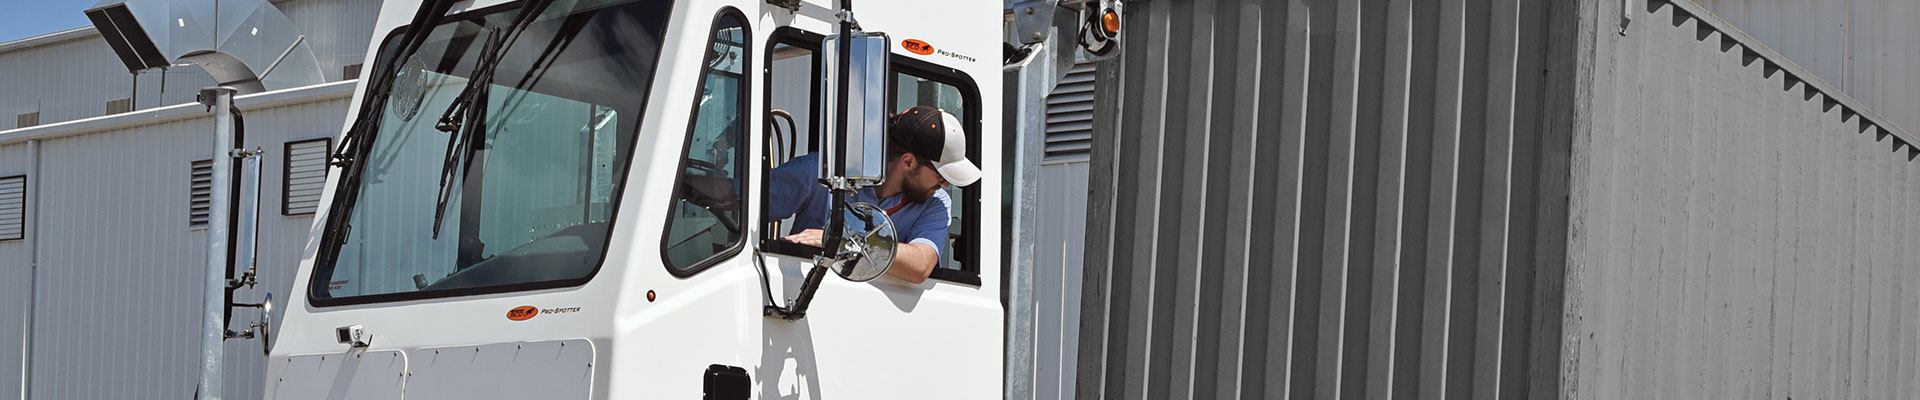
[783,229,824,247]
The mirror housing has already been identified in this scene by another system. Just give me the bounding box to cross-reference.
[820,31,891,188]
[823,202,897,282]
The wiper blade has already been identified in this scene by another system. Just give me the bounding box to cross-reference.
[428,27,504,239]
[427,0,557,238]
[318,0,461,267]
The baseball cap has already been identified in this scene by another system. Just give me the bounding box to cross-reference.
[889,106,981,186]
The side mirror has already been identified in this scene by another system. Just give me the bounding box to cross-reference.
[234,148,262,279]
[225,291,274,356]
[256,292,274,356]
[823,202,897,282]
[820,31,891,187]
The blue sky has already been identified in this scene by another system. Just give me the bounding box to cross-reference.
[0,0,97,43]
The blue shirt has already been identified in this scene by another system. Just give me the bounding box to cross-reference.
[769,154,951,256]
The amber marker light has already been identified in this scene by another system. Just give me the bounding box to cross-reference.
[1101,9,1121,36]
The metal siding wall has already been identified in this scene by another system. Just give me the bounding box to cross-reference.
[23,95,346,400]
[274,0,382,82]
[0,0,375,130]
[1080,0,1577,398]
[1699,0,1920,136]
[1564,1,1920,399]
[1033,64,1097,400]
[0,143,28,399]
[31,117,210,400]
[1033,162,1088,400]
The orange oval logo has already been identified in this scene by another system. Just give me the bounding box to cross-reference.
[902,39,934,56]
[506,306,539,321]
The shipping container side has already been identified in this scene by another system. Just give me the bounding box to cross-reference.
[1081,0,1580,398]
[1561,1,1920,400]
[1083,0,1918,399]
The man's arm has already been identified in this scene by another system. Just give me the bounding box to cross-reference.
[886,241,939,284]
[780,230,937,284]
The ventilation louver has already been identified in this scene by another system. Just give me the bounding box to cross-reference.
[1043,63,1097,163]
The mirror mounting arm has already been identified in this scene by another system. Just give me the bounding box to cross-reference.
[766,264,832,320]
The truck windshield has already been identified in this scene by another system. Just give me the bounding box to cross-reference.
[311,0,672,304]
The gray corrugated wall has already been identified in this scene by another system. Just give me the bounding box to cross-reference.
[1698,0,1920,135]
[0,143,29,399]
[1564,0,1920,399]
[1083,0,1920,399]
[1034,63,1097,400]
[1079,0,1579,398]
[17,93,346,400]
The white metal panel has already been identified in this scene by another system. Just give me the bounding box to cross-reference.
[406,340,595,400]
[268,350,407,400]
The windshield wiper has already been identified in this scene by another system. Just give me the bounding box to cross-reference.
[427,0,557,239]
[318,0,461,269]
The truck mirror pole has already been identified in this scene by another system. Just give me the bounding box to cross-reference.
[194,86,239,400]
[767,0,897,321]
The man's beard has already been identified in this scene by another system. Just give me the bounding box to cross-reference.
[903,180,938,203]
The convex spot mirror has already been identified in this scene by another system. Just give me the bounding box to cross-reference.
[257,292,274,356]
[820,31,891,187]
[825,202,897,282]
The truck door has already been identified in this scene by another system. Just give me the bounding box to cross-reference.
[629,6,760,399]
[754,27,1002,399]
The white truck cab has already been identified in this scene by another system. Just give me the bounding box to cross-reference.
[265,0,1008,398]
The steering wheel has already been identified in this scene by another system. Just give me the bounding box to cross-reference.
[684,158,729,178]
[677,158,741,234]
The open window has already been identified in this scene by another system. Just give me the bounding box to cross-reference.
[756,29,982,285]
[890,59,982,285]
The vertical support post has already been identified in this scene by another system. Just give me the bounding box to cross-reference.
[20,139,39,400]
[197,86,239,400]
[1004,32,1060,400]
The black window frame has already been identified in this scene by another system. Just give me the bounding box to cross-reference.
[752,27,984,286]
[889,57,984,286]
[661,7,754,278]
[756,27,825,257]
[281,137,333,216]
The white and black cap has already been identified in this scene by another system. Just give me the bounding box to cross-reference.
[891,106,981,186]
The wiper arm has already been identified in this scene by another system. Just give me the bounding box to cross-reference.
[427,0,558,238]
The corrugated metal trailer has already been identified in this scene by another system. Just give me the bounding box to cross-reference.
[1075,0,1920,399]
[1699,0,1920,135]
[0,82,351,399]
[1571,0,1920,399]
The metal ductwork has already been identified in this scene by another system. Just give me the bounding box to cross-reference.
[84,0,324,93]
